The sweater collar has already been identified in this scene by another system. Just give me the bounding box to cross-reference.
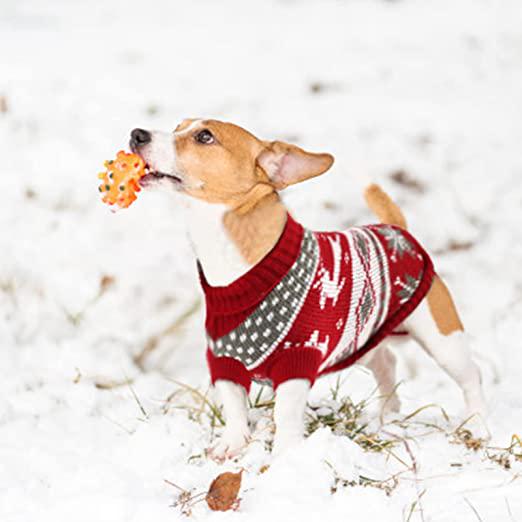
[198,213,304,314]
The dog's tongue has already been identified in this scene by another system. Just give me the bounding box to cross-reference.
[138,173,157,188]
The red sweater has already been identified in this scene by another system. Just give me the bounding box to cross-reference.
[200,214,434,392]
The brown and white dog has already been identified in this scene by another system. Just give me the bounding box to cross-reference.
[129,119,487,460]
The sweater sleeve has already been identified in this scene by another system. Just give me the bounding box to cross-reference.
[206,348,252,393]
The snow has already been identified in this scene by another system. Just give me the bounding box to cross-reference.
[1,0,522,520]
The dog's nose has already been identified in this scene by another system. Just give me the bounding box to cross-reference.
[130,128,151,150]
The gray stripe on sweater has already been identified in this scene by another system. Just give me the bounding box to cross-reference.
[208,229,319,370]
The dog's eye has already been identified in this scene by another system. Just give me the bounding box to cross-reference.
[194,129,214,145]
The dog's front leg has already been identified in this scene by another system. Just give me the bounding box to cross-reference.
[208,380,250,461]
[273,379,310,456]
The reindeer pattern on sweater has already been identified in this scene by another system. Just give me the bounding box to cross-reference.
[201,214,434,390]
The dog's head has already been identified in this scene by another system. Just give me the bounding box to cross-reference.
[130,119,334,210]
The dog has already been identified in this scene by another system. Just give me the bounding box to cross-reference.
[129,119,487,460]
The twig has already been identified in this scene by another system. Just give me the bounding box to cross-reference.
[62,275,115,326]
[164,479,189,492]
[403,439,426,522]
[464,497,484,522]
[134,298,200,370]
[164,479,206,516]
[405,490,426,522]
[101,414,135,435]
[94,377,133,390]
[505,497,516,522]
[127,381,149,419]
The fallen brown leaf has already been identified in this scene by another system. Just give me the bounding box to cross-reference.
[100,274,115,294]
[206,471,242,512]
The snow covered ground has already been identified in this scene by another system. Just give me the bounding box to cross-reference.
[1,0,522,520]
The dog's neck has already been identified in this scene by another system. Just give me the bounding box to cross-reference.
[184,192,287,286]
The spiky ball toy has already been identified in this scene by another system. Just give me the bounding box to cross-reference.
[98,151,146,209]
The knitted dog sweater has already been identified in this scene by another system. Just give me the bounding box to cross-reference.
[200,214,435,392]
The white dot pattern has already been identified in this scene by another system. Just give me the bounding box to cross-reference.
[207,230,319,369]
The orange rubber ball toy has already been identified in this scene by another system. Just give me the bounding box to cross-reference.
[98,151,146,209]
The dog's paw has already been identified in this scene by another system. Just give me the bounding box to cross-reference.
[206,428,250,462]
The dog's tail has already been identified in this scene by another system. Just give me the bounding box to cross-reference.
[364,183,407,229]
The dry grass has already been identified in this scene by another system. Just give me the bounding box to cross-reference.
[134,298,201,370]
[163,378,225,428]
[164,479,207,517]
[160,378,521,516]
[325,459,401,497]
[63,274,115,326]
[306,394,396,453]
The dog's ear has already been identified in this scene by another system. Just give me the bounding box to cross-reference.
[257,141,334,189]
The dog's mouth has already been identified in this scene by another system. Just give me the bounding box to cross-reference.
[139,166,183,188]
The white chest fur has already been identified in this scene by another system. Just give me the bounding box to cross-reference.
[184,198,252,286]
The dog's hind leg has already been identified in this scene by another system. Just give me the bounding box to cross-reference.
[404,277,487,422]
[361,344,401,417]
